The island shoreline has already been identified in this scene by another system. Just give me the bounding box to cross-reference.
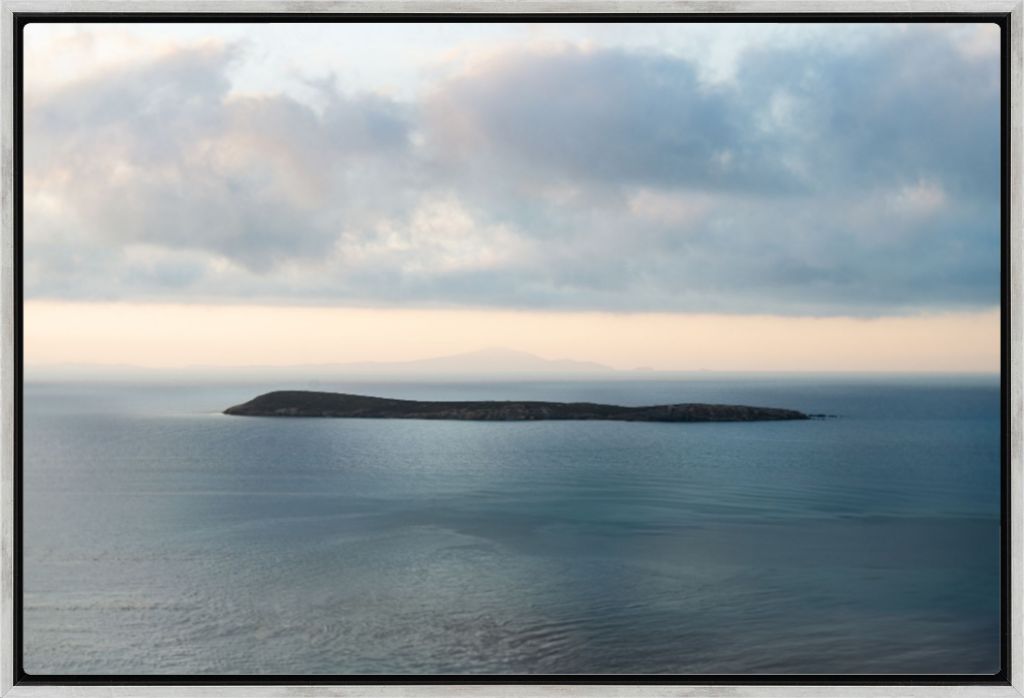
[224,390,811,423]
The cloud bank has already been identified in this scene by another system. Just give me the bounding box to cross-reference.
[24,24,1001,315]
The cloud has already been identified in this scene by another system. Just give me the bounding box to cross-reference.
[23,24,1001,316]
[422,45,798,193]
[888,180,948,217]
[731,28,1000,199]
[26,41,414,274]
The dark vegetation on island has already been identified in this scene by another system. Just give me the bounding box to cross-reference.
[224,391,811,423]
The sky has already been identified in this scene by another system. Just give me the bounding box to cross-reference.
[22,21,1002,372]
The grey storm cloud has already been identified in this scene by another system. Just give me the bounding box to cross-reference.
[23,25,1001,315]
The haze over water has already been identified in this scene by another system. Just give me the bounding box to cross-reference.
[23,374,1000,675]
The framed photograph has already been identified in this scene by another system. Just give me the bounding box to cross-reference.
[1,1,1021,696]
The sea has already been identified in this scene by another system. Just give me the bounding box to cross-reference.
[21,374,1002,675]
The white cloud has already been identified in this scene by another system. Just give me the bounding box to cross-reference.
[889,180,948,217]
[339,195,531,275]
[627,189,716,227]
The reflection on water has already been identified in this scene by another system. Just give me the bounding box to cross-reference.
[23,376,1001,674]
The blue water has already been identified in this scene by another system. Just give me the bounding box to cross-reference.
[22,376,1001,675]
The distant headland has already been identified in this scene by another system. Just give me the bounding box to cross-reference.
[224,391,810,423]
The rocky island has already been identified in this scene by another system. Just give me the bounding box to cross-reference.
[224,391,809,423]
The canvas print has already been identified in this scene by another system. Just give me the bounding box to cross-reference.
[21,21,1002,675]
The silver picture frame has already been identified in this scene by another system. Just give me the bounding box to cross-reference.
[1,1,1020,695]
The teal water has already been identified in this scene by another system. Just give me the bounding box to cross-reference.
[22,376,1001,675]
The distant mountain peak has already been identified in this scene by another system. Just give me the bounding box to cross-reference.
[454,347,538,359]
[25,348,617,380]
[390,347,614,373]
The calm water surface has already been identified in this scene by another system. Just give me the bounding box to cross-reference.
[23,376,1001,674]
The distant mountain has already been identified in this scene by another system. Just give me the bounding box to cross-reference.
[329,348,615,375]
[26,348,616,381]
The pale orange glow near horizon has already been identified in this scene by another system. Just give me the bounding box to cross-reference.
[23,301,1000,373]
